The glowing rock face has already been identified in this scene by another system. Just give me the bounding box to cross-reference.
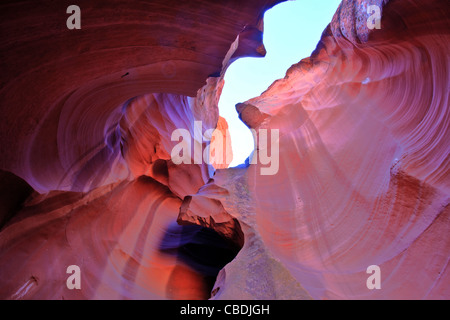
[235,0,449,299]
[0,0,448,300]
[0,0,279,300]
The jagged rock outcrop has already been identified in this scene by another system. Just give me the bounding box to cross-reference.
[0,0,448,300]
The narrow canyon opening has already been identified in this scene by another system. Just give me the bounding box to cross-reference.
[219,0,341,167]
[154,0,342,300]
[1,0,448,301]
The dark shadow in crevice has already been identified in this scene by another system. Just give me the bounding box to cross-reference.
[159,222,243,300]
[0,170,34,230]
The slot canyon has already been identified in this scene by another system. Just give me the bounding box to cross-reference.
[0,0,448,300]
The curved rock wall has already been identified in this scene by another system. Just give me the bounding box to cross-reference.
[237,0,449,299]
[0,0,448,300]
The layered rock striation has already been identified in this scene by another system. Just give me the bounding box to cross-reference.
[0,0,448,300]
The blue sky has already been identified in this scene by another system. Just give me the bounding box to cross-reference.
[219,0,341,166]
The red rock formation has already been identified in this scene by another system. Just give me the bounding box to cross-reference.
[0,0,449,300]
[236,0,449,299]
[0,0,279,300]
[0,0,277,194]
[209,116,233,169]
